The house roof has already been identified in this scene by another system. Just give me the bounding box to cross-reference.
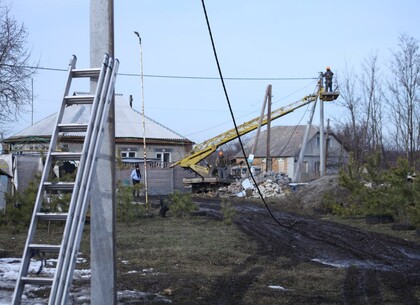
[4,95,192,144]
[238,125,320,158]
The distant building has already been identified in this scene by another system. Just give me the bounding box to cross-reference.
[234,125,349,182]
[2,94,193,161]
[1,94,195,194]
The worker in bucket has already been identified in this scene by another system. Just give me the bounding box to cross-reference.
[215,150,228,178]
[131,164,142,197]
[323,66,334,92]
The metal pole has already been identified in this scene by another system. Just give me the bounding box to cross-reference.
[31,78,34,125]
[134,31,149,211]
[319,73,325,177]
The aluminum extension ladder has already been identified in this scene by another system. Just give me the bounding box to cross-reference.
[12,54,119,305]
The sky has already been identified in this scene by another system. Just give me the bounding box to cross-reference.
[5,0,420,144]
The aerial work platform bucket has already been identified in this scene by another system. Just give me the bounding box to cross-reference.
[320,91,340,101]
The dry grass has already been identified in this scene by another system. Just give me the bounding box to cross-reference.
[113,214,348,304]
[1,202,419,304]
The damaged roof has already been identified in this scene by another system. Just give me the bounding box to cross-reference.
[5,95,191,143]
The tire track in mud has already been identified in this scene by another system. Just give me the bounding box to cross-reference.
[195,198,420,304]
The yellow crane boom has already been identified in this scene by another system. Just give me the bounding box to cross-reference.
[172,91,324,177]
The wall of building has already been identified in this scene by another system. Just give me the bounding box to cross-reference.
[116,163,194,195]
[0,175,9,211]
[234,134,348,182]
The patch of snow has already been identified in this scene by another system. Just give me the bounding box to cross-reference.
[268,285,289,291]
[0,257,171,304]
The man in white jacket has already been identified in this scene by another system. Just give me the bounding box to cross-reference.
[130,164,142,197]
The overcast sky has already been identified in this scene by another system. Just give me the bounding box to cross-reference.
[6,0,420,143]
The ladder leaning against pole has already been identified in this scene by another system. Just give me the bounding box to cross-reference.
[12,53,119,305]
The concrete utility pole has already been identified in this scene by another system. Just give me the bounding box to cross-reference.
[265,85,272,172]
[293,99,317,182]
[250,85,271,172]
[90,1,117,304]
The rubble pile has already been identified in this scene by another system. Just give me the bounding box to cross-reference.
[217,171,292,198]
[250,179,286,198]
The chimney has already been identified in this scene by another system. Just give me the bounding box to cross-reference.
[129,95,133,108]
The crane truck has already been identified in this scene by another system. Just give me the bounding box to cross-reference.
[171,80,339,193]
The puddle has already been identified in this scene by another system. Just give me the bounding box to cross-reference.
[399,248,420,260]
[311,258,392,271]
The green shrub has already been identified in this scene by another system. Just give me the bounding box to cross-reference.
[1,176,40,228]
[169,192,197,217]
[221,199,237,225]
[116,181,144,223]
[337,155,366,216]
[338,154,420,225]
[321,191,363,217]
[407,203,420,228]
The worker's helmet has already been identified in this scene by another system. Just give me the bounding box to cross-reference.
[326,66,331,70]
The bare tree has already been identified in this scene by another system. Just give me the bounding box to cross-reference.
[0,4,36,132]
[388,34,420,168]
[360,52,385,155]
[334,65,367,163]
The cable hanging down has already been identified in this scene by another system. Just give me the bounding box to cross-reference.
[200,0,296,229]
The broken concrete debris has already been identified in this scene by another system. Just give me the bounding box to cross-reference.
[218,171,292,198]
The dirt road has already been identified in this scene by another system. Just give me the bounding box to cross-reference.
[195,197,420,305]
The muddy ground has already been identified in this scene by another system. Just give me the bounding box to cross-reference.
[2,190,420,304]
[192,197,420,305]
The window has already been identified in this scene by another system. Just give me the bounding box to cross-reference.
[315,161,320,173]
[155,148,172,163]
[120,147,138,158]
[121,151,136,158]
[156,152,171,163]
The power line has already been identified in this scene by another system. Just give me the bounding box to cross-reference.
[200,0,296,229]
[120,73,316,81]
[6,64,316,81]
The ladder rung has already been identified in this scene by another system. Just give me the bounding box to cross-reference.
[64,95,95,105]
[21,276,54,285]
[29,244,61,253]
[72,68,101,78]
[44,181,75,191]
[37,212,68,221]
[58,123,88,133]
[51,152,81,161]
